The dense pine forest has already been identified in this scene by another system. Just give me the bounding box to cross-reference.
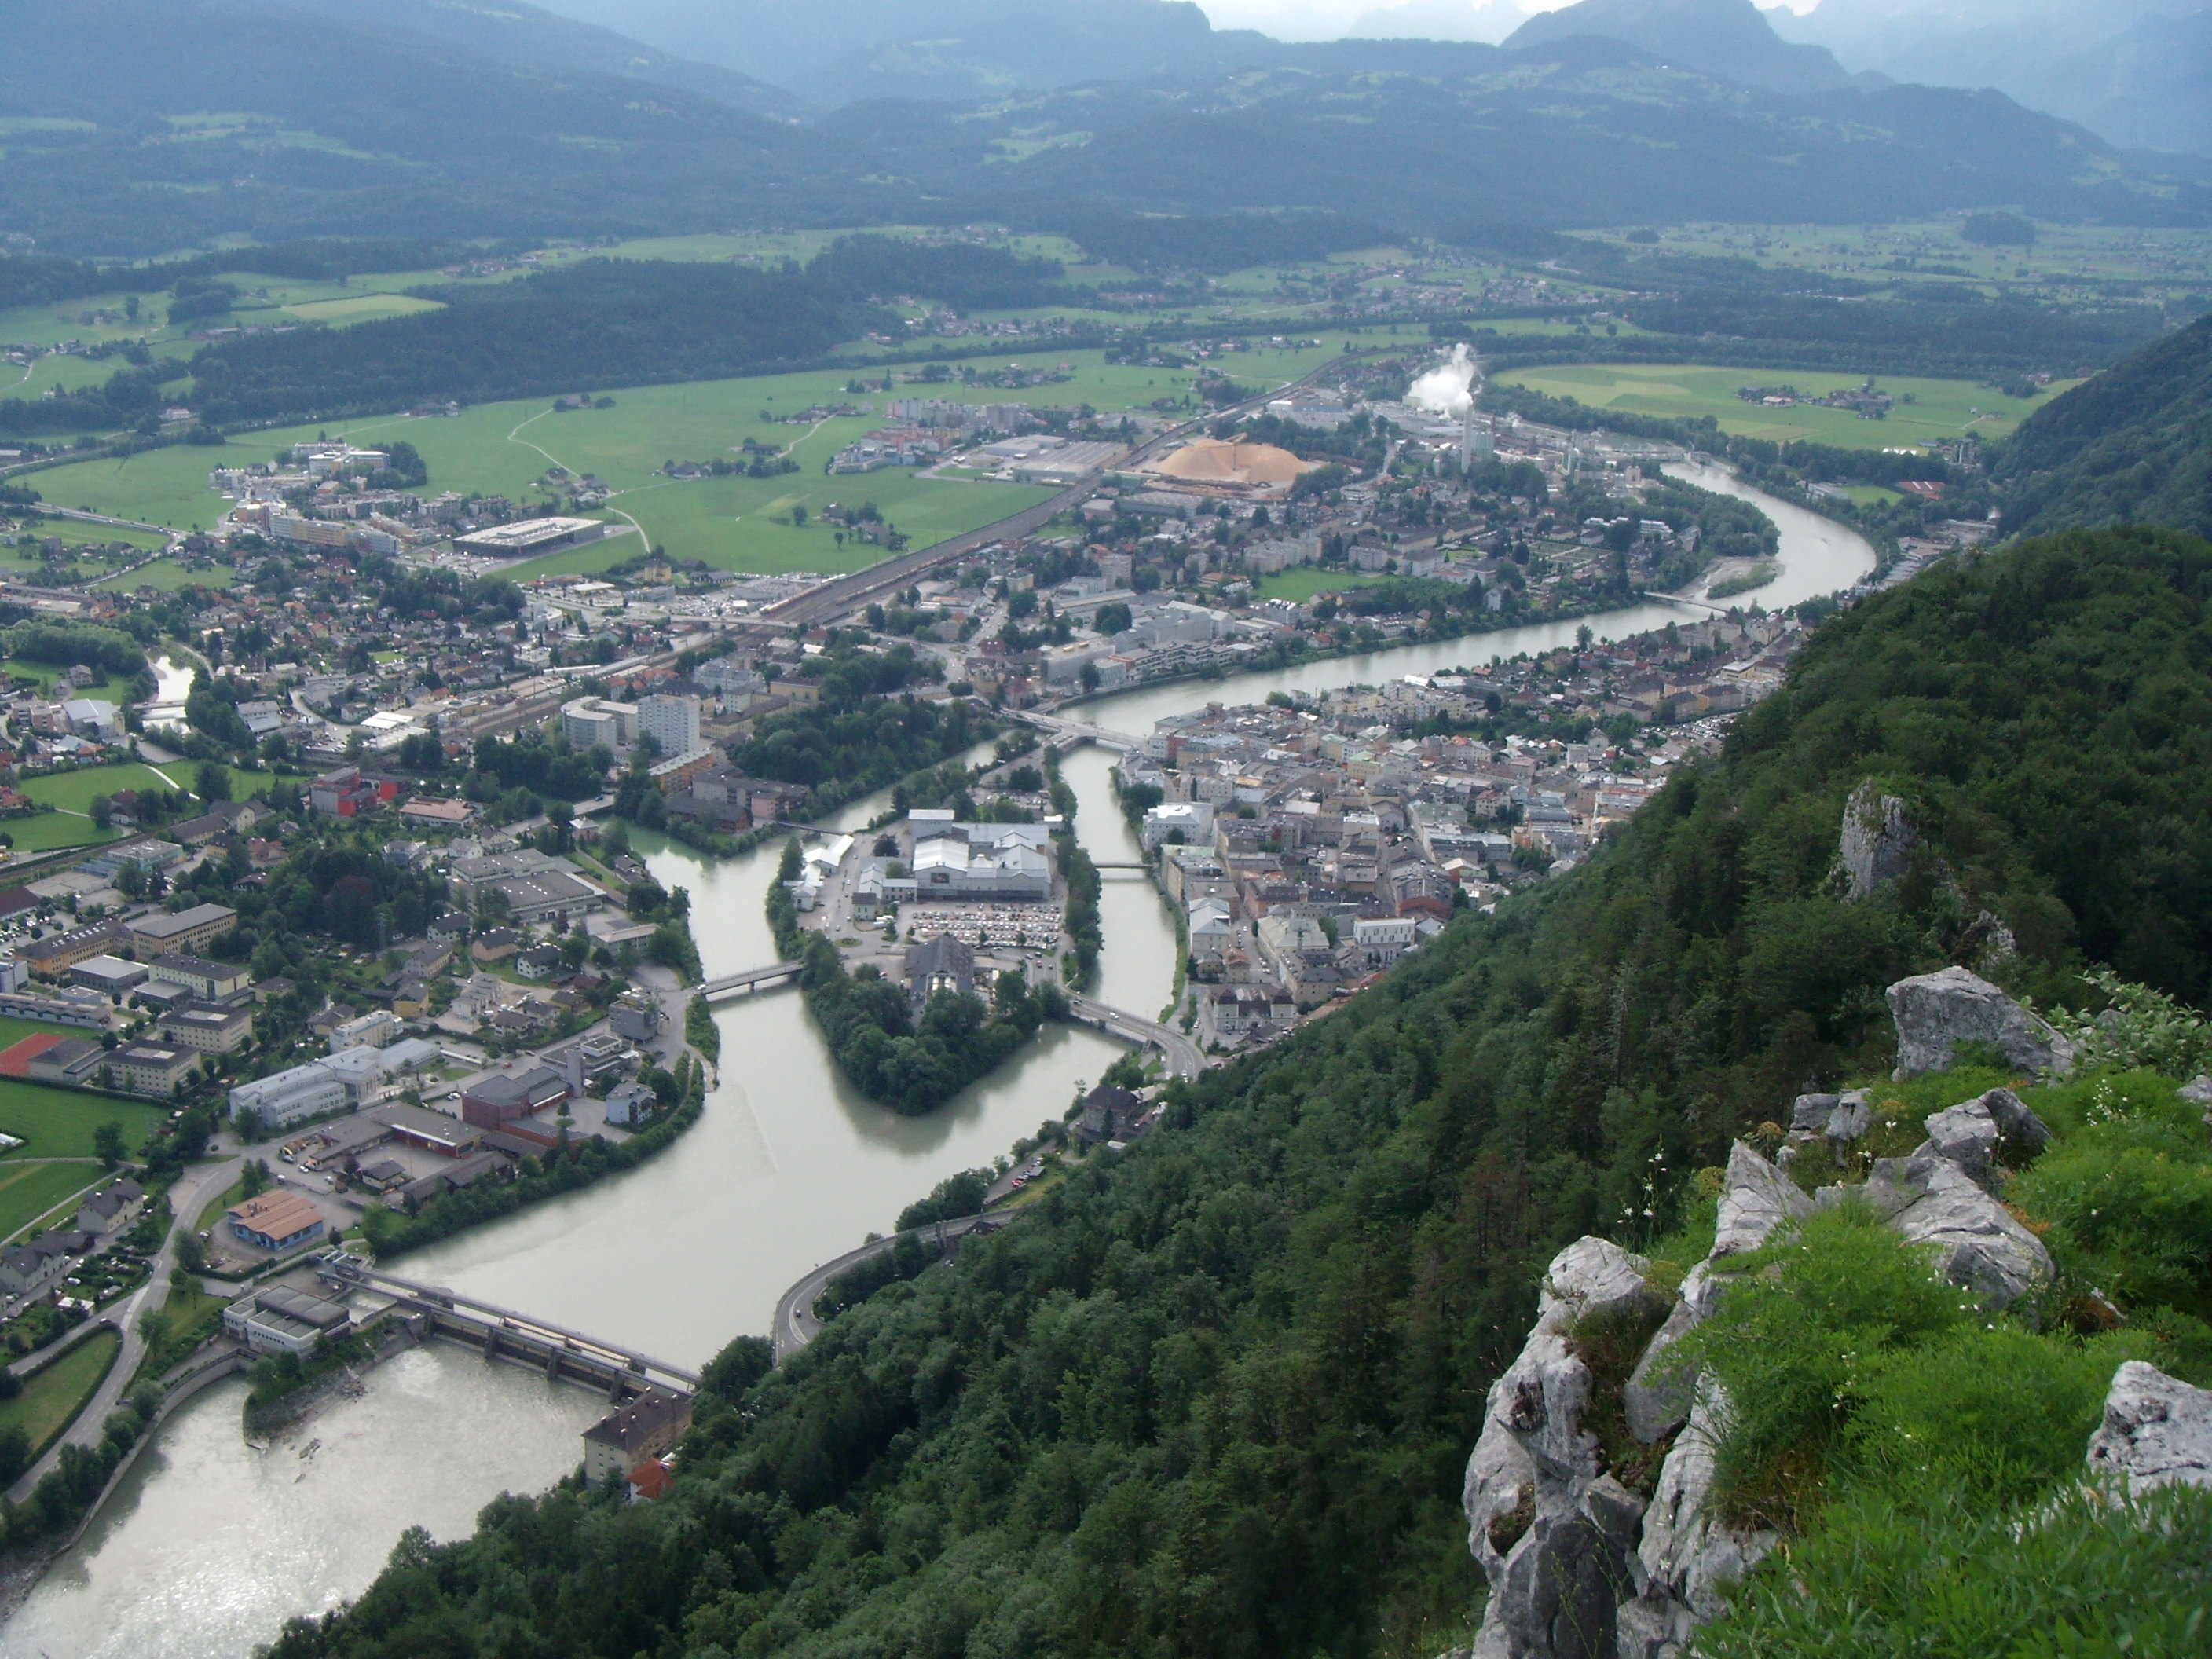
[257,521,2212,1659]
[1997,309,2212,540]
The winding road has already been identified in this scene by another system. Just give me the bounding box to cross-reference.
[1067,994,1205,1079]
[770,1212,1008,1359]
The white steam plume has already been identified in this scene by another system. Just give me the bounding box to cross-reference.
[1408,342,1480,417]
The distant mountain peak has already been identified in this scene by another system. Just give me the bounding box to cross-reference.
[1507,0,1866,93]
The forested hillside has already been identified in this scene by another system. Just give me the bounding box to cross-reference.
[0,240,1070,434]
[1996,310,2212,540]
[260,522,2212,1658]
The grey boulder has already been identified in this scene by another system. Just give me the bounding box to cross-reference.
[1711,1141,1812,1260]
[2086,1361,2212,1495]
[1848,1152,2053,1308]
[1622,1264,1725,1446]
[1886,966,2075,1079]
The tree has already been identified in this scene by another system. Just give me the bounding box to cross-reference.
[92,1121,126,1167]
[89,793,112,830]
[195,761,232,803]
[240,1159,270,1199]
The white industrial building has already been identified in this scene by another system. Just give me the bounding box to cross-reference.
[229,1060,349,1129]
[907,814,1054,901]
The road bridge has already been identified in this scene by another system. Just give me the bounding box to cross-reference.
[316,1254,699,1397]
[697,960,805,998]
[1067,993,1206,1079]
[771,1213,1012,1359]
[1007,709,1145,752]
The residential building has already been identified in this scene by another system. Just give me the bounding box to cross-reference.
[309,767,398,819]
[328,1009,399,1053]
[0,991,107,1031]
[636,694,701,758]
[1075,1082,1148,1147]
[602,1079,656,1127]
[1140,800,1214,851]
[126,903,239,958]
[108,1042,196,1097]
[0,1241,68,1299]
[582,1389,693,1481]
[159,1002,255,1056]
[225,1190,327,1251]
[561,696,637,751]
[76,1178,145,1236]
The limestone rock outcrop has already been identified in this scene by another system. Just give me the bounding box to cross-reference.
[1615,1385,1774,1659]
[1886,965,2075,1079]
[1467,972,2078,1658]
[1839,782,1917,901]
[1464,1237,1664,1659]
[2086,1361,2212,1495]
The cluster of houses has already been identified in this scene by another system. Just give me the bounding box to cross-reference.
[1113,618,1799,1049]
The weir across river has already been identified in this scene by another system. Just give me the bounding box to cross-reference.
[316,1254,701,1398]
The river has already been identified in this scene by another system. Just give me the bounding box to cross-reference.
[0,473,1873,1658]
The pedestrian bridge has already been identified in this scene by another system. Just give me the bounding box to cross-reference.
[317,1254,699,1398]
[697,960,805,998]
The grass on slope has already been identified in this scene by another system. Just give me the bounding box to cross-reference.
[0,1330,119,1461]
[0,1159,103,1244]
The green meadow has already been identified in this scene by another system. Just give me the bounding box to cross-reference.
[24,344,1339,575]
[1492,362,2080,449]
[0,1079,167,1162]
[0,1159,104,1244]
[1256,566,1393,603]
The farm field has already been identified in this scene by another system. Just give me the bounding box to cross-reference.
[1256,566,1393,603]
[24,344,1340,575]
[0,1079,166,1162]
[0,1329,119,1459]
[0,1159,104,1245]
[1567,221,2212,302]
[1492,362,2080,449]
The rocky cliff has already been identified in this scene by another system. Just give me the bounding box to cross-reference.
[1459,967,2211,1659]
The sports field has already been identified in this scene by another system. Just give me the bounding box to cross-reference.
[0,1078,166,1161]
[25,344,1339,575]
[1493,363,2081,449]
[1256,567,1392,603]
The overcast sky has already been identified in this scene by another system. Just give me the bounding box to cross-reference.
[1192,0,1820,44]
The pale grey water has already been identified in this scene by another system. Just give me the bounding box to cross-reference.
[0,474,1872,1658]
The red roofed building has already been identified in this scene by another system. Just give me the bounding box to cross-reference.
[0,1031,67,1077]
[628,1457,674,1502]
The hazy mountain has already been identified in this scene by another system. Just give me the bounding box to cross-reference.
[525,0,1276,106]
[1774,0,2212,155]
[1506,0,1866,93]
[279,0,813,119]
[1346,0,1529,43]
[828,38,2196,233]
[0,0,884,255]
